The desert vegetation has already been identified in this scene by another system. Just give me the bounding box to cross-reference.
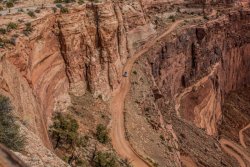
[93,151,119,167]
[96,124,109,144]
[0,95,26,151]
[49,112,88,166]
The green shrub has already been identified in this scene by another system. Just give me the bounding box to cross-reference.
[203,15,209,20]
[6,1,14,8]
[64,0,73,3]
[27,11,36,17]
[54,0,63,3]
[96,124,109,144]
[0,28,6,34]
[56,3,63,8]
[177,7,180,13]
[169,15,175,22]
[122,158,132,167]
[78,0,84,5]
[23,23,33,36]
[49,112,88,165]
[160,135,165,141]
[54,0,75,3]
[7,22,17,31]
[0,38,4,48]
[0,95,26,151]
[18,8,24,13]
[91,0,99,3]
[52,7,57,13]
[60,7,69,13]
[49,112,79,149]
[93,151,118,167]
[35,9,40,13]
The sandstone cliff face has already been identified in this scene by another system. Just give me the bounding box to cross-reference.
[0,0,249,166]
[0,1,160,165]
[57,2,122,100]
[2,15,70,148]
[144,10,250,136]
[57,1,157,100]
[123,9,250,166]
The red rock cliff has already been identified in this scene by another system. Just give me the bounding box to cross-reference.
[146,10,250,135]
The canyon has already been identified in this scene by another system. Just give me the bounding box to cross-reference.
[0,0,249,167]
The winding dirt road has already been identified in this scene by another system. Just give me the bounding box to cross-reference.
[110,20,183,167]
[239,123,250,149]
[220,123,250,167]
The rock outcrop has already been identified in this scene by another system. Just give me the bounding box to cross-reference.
[124,8,250,166]
[0,0,249,166]
[145,10,250,136]
[0,0,160,165]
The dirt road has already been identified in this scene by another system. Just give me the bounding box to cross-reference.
[110,20,183,167]
[220,123,250,167]
[239,123,250,149]
[219,139,250,167]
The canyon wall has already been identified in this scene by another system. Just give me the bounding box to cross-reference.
[123,8,250,166]
[146,10,250,135]
[0,0,249,166]
[0,0,159,148]
[57,0,157,100]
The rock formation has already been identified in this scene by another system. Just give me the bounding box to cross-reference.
[0,0,249,166]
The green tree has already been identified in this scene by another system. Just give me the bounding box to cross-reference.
[96,124,109,144]
[49,112,79,149]
[49,112,88,166]
[93,151,118,167]
[0,95,25,151]
[6,1,14,13]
